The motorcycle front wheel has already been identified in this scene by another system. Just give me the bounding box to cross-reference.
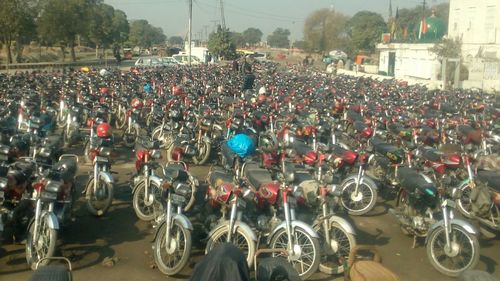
[153,220,192,275]
[132,181,162,221]
[456,181,473,218]
[115,110,127,129]
[85,177,114,217]
[205,226,256,267]
[426,224,480,277]
[25,215,58,270]
[314,222,356,275]
[192,140,211,165]
[269,226,321,280]
[340,175,378,216]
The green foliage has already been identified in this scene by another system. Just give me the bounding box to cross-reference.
[207,26,236,60]
[168,36,184,46]
[242,27,263,45]
[303,8,350,53]
[0,0,38,63]
[267,28,290,48]
[293,40,307,50]
[128,19,166,48]
[347,11,387,53]
[429,38,462,59]
[394,3,449,42]
[229,32,245,48]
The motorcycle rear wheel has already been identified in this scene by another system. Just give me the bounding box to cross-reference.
[26,215,58,270]
[153,220,192,275]
[122,126,138,148]
[426,225,479,277]
[192,140,211,165]
[85,178,114,217]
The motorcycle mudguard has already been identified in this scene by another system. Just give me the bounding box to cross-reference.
[425,219,478,244]
[151,214,194,243]
[28,211,60,231]
[321,215,356,235]
[132,175,163,194]
[98,171,114,184]
[208,221,258,242]
[268,220,319,244]
[341,174,378,190]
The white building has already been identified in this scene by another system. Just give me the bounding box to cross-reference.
[448,0,500,60]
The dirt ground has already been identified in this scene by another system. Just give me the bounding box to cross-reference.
[1,142,499,281]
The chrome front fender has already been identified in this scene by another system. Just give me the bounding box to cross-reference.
[326,215,356,235]
[268,220,320,244]
[209,221,258,242]
[425,219,478,244]
[172,214,193,231]
[98,171,114,184]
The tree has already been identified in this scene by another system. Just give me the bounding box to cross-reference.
[394,3,449,42]
[303,8,350,53]
[128,19,166,48]
[242,27,263,46]
[111,9,130,45]
[229,32,245,48]
[88,3,116,52]
[267,28,290,48]
[207,25,236,60]
[0,0,38,63]
[168,36,184,46]
[347,11,387,54]
[38,0,92,61]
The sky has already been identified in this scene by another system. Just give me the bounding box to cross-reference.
[104,0,449,41]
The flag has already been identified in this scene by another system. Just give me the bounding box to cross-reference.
[403,26,408,39]
[421,17,428,34]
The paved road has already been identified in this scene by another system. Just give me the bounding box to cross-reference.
[1,146,499,281]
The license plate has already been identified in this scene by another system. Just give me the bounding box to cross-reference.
[40,192,57,201]
[94,156,108,163]
[237,197,247,209]
[171,193,186,205]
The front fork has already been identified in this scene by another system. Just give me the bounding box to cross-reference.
[164,195,173,249]
[442,205,452,249]
[321,200,331,248]
[93,163,99,193]
[227,197,238,242]
[283,199,295,255]
[32,199,42,242]
[354,165,365,196]
[144,167,154,206]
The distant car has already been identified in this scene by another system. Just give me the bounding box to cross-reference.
[160,57,180,66]
[172,54,201,65]
[134,57,162,67]
[249,52,268,62]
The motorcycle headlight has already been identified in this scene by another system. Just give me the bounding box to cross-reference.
[174,182,191,196]
[39,147,52,158]
[151,149,161,159]
[292,185,303,198]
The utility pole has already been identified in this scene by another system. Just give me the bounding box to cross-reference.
[219,0,226,29]
[204,25,209,43]
[188,0,192,66]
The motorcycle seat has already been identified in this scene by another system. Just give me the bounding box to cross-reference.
[353,121,367,132]
[330,144,348,157]
[397,167,436,195]
[476,170,500,192]
[458,124,474,135]
[221,142,238,168]
[420,147,442,162]
[347,110,363,122]
[208,169,233,187]
[294,171,314,184]
[244,167,273,189]
[43,135,62,148]
[371,138,401,158]
[292,140,312,156]
[387,123,404,134]
[54,158,77,181]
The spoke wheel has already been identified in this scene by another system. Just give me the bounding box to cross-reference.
[340,176,377,215]
[86,177,114,217]
[26,214,58,270]
[315,222,356,274]
[206,226,256,267]
[153,220,192,275]
[269,226,320,280]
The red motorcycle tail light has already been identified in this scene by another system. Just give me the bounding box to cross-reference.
[216,183,234,204]
[304,151,317,165]
[342,150,358,165]
[444,154,461,168]
[362,127,374,138]
[171,147,183,162]
[33,182,45,193]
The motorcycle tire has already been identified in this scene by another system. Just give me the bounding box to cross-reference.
[122,126,138,148]
[115,110,127,130]
[426,225,480,277]
[205,225,256,267]
[83,141,92,164]
[340,175,378,216]
[26,215,58,270]
[314,222,356,275]
[269,226,321,280]
[28,264,71,281]
[456,181,473,218]
[132,181,162,221]
[85,177,113,217]
[192,140,211,165]
[152,126,171,148]
[153,220,192,275]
